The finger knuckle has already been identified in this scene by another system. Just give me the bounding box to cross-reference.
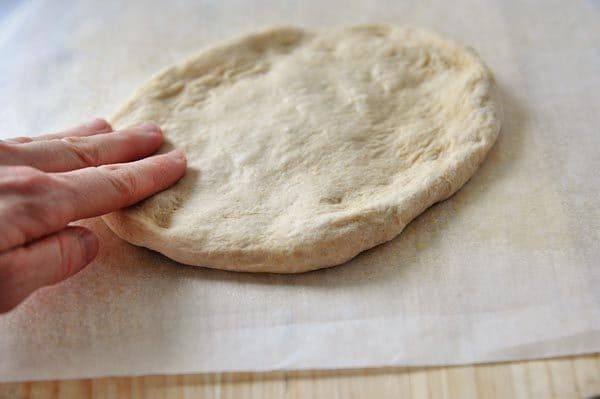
[21,198,53,228]
[61,137,101,167]
[0,167,62,235]
[1,166,51,194]
[99,165,140,200]
[0,141,18,157]
[0,137,32,145]
[9,137,33,143]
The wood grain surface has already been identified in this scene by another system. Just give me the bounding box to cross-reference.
[1,354,598,399]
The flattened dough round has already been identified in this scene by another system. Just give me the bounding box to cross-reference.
[103,25,502,273]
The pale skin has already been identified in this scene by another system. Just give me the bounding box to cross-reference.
[0,119,186,313]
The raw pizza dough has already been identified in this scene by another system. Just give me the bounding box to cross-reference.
[103,25,502,273]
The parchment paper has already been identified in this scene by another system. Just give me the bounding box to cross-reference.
[0,0,599,382]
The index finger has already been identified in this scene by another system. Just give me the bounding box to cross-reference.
[56,149,187,223]
[0,150,186,251]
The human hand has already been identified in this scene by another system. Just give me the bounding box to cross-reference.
[0,119,186,313]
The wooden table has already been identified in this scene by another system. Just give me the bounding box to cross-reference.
[1,354,598,398]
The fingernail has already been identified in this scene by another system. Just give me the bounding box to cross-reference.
[85,118,112,132]
[139,121,162,135]
[169,149,187,164]
[79,230,99,263]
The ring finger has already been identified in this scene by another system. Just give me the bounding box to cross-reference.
[1,118,112,144]
[0,122,165,172]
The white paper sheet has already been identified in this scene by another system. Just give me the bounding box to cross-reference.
[0,0,598,382]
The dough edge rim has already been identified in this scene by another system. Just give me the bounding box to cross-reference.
[101,24,503,273]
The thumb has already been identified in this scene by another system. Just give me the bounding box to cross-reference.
[0,226,98,313]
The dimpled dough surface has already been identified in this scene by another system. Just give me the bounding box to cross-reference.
[102,25,502,273]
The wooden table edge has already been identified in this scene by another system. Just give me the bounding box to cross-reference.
[1,353,599,398]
